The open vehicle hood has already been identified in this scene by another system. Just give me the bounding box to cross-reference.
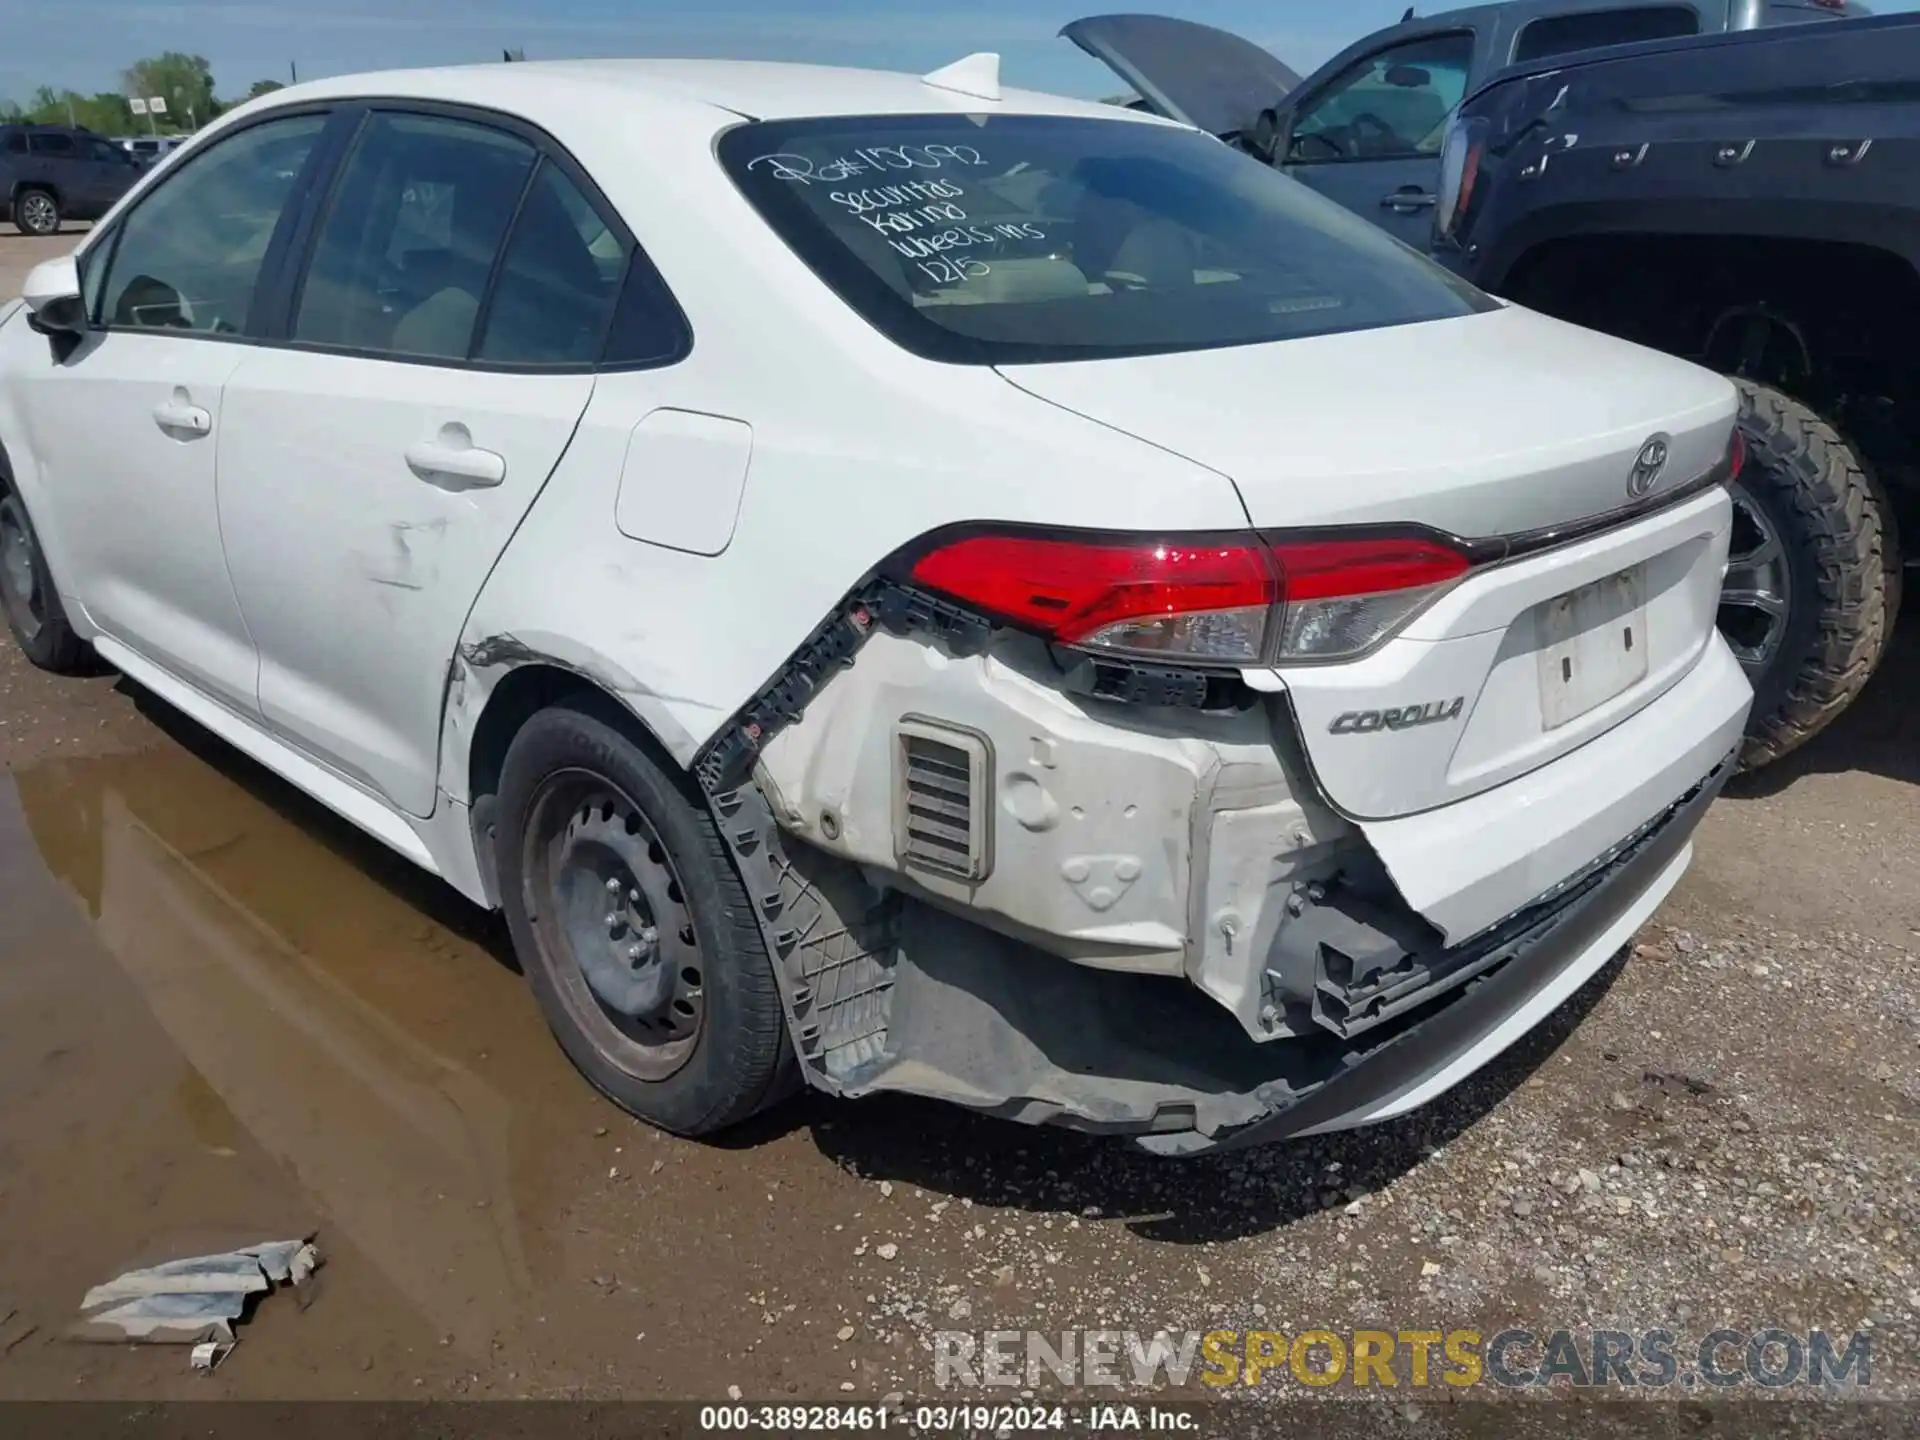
[1062,14,1301,138]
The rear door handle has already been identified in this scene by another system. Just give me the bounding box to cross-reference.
[152,387,212,437]
[1382,188,1438,213]
[405,425,505,489]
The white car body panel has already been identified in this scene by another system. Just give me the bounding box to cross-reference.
[214,349,596,816]
[614,410,755,557]
[444,352,1248,789]
[4,328,260,711]
[1357,633,1749,944]
[1266,485,1734,820]
[0,56,1752,1149]
[996,304,1736,538]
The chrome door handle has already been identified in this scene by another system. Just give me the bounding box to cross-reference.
[405,425,505,489]
[1382,188,1438,213]
[152,389,212,436]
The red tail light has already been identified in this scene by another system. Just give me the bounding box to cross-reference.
[1727,428,1747,483]
[907,529,1472,666]
[1266,535,1471,661]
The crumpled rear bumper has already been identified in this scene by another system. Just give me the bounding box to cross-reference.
[842,747,1732,1155]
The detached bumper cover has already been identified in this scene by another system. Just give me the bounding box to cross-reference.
[844,747,1733,1155]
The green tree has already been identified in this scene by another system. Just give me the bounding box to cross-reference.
[122,52,217,131]
[244,79,284,100]
[15,87,132,133]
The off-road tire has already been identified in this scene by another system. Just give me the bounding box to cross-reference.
[1730,379,1898,770]
[0,481,89,673]
[496,698,793,1136]
[12,188,59,237]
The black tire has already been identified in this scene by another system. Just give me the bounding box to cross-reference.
[12,187,59,237]
[1725,379,1898,770]
[495,699,792,1136]
[0,482,89,673]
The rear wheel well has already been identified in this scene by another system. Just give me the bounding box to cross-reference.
[1498,233,1920,515]
[464,663,694,903]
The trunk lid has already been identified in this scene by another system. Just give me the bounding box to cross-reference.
[997,305,1733,538]
[998,304,1740,819]
[1061,14,1302,138]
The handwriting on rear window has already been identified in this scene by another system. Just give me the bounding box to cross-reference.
[750,147,1051,292]
[746,145,990,185]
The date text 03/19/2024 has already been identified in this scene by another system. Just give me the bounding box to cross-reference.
[697,1404,1196,1432]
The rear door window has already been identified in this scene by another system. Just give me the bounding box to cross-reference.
[473,162,625,366]
[1512,6,1702,63]
[292,112,536,361]
[721,113,1493,365]
[28,132,77,158]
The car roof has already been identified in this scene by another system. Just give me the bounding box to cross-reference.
[253,57,1170,128]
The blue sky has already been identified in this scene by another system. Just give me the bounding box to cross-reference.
[3,0,1915,105]
[0,0,1460,103]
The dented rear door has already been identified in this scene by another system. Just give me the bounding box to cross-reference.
[216,349,595,817]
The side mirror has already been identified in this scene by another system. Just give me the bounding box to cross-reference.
[1249,107,1283,164]
[1385,65,1432,89]
[23,255,86,341]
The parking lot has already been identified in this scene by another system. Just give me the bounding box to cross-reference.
[1,227,1917,1408]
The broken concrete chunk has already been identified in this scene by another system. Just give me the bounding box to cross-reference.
[72,1236,322,1350]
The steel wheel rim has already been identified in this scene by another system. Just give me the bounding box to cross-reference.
[19,194,53,232]
[522,769,705,1081]
[1721,482,1793,681]
[0,498,44,642]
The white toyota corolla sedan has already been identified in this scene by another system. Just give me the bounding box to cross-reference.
[0,55,1751,1153]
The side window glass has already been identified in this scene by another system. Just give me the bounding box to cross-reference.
[1513,7,1699,63]
[293,112,536,361]
[87,137,126,164]
[99,113,326,335]
[474,161,626,366]
[80,236,111,322]
[30,133,77,159]
[1289,35,1474,164]
[600,256,692,369]
[2,133,27,156]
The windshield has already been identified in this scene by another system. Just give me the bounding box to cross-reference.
[719,114,1494,365]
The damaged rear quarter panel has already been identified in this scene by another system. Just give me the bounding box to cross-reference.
[436,294,1247,811]
[752,628,1358,1039]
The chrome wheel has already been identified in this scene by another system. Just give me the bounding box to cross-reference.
[1720,483,1793,681]
[0,495,44,643]
[16,191,56,235]
[523,772,706,1081]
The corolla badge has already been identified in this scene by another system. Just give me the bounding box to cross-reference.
[1628,435,1671,499]
[1329,698,1466,735]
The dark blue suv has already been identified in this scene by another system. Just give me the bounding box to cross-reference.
[1,124,144,237]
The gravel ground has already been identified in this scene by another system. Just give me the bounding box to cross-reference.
[0,232,1916,1420]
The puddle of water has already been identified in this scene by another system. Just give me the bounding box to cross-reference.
[0,738,928,1401]
[0,748,630,1395]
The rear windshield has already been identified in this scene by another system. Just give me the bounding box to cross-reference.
[719,113,1495,365]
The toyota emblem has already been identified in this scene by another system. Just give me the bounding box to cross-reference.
[1628,436,1670,499]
